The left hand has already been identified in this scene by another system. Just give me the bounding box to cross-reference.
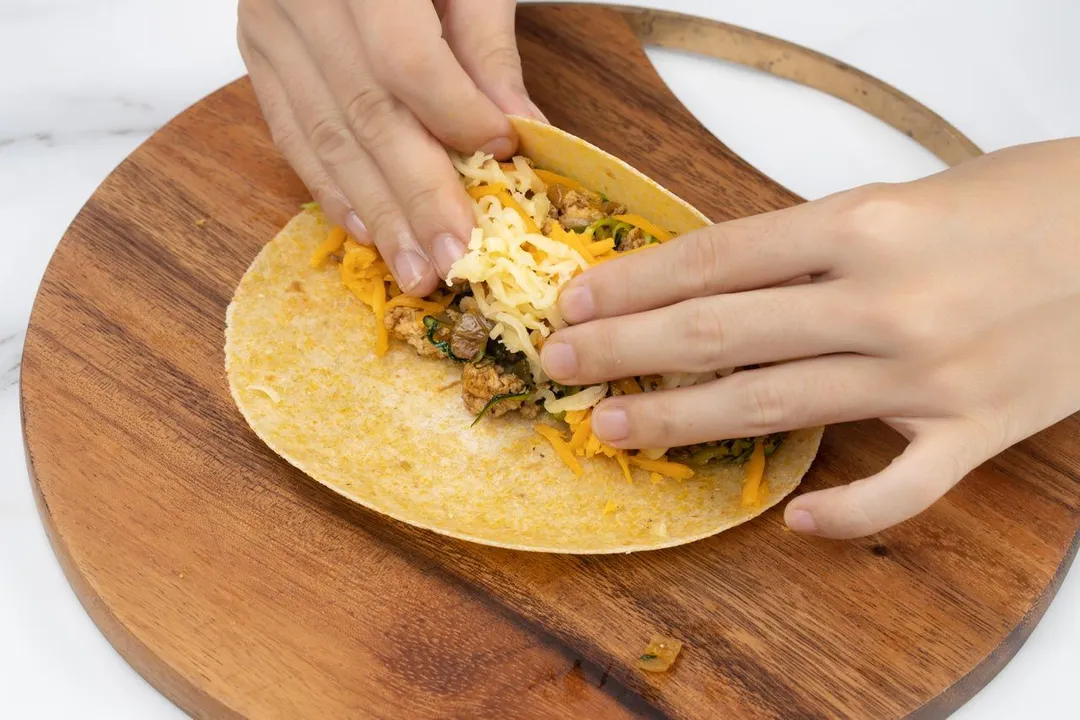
[540,138,1080,539]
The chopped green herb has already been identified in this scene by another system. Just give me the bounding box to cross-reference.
[471,392,529,426]
[422,315,471,363]
[639,654,658,662]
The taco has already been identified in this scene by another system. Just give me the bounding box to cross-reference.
[225,117,822,553]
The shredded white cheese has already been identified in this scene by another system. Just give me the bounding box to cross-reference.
[448,151,588,384]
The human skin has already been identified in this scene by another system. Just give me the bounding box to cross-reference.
[238,1,1080,540]
[237,0,540,296]
[541,138,1080,539]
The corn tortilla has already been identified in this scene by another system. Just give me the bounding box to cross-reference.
[225,119,822,553]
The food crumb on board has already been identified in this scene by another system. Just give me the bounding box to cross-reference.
[195,218,207,228]
[636,634,683,673]
[178,572,185,580]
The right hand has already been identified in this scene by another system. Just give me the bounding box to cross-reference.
[237,0,543,295]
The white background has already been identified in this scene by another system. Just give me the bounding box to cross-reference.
[1,0,1078,717]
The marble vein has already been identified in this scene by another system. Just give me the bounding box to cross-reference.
[0,331,23,393]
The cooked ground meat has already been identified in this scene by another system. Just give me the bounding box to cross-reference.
[461,362,536,418]
[547,186,606,230]
[620,227,650,251]
[450,311,491,361]
[384,307,445,358]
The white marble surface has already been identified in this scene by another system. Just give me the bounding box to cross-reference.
[1,0,1078,717]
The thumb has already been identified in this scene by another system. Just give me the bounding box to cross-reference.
[784,420,990,539]
[441,0,547,122]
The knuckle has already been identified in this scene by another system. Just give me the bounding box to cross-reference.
[343,85,398,148]
[587,324,620,379]
[400,182,445,221]
[372,40,436,87]
[740,377,788,434]
[361,199,401,238]
[636,397,679,446]
[684,300,728,371]
[308,117,356,166]
[876,301,945,354]
[834,182,914,251]
[677,234,729,296]
[473,42,522,76]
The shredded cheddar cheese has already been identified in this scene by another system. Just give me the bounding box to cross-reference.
[741,438,767,506]
[535,425,583,477]
[586,238,616,256]
[306,156,775,493]
[533,169,586,192]
[629,456,695,480]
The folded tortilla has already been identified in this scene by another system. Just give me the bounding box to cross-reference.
[225,117,822,553]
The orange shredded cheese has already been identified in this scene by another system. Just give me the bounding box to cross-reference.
[535,425,583,477]
[614,378,643,395]
[613,214,673,242]
[467,183,506,200]
[549,223,596,264]
[585,434,602,458]
[586,238,616,256]
[310,226,347,268]
[629,456,695,480]
[741,438,767,506]
[649,472,664,484]
[496,190,540,234]
[615,452,633,483]
[569,419,592,453]
[371,283,389,356]
[471,183,541,234]
[533,169,586,192]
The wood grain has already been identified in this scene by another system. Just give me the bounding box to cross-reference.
[20,5,1078,719]
[617,6,983,167]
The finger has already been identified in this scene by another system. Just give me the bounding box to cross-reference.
[557,201,840,325]
[588,355,902,449]
[442,0,547,122]
[245,5,440,295]
[542,285,870,385]
[343,0,519,153]
[240,37,369,242]
[783,421,988,538]
[279,0,477,277]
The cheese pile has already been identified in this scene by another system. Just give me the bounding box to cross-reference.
[446,151,665,398]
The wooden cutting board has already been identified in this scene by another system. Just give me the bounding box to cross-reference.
[20,5,1079,718]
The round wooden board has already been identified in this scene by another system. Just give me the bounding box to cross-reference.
[21,5,1079,718]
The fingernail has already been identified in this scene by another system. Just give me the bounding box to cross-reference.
[393,249,431,293]
[525,99,548,123]
[345,211,369,243]
[541,342,577,380]
[559,285,595,323]
[432,233,466,277]
[592,406,629,442]
[786,509,817,534]
[480,136,515,159]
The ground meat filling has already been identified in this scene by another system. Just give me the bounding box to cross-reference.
[619,227,650,251]
[384,307,445,358]
[461,362,537,419]
[546,184,627,231]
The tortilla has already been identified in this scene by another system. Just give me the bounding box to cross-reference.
[225,117,822,553]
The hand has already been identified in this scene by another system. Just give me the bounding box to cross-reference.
[238,0,542,295]
[541,139,1080,539]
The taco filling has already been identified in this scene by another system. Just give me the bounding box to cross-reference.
[307,151,783,502]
